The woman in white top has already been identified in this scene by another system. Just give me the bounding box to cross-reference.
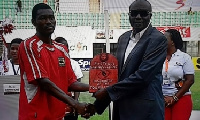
[1,38,23,75]
[162,29,194,120]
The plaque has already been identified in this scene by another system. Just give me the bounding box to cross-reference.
[89,53,118,93]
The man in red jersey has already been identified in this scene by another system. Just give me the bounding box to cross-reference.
[18,3,95,120]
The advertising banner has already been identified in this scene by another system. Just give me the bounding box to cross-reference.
[113,27,200,42]
[54,26,95,58]
[103,0,200,12]
[74,58,91,71]
[157,26,191,38]
[192,57,200,70]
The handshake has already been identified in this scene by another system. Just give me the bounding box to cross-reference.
[74,103,96,119]
[72,88,111,119]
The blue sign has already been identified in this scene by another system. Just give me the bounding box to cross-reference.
[73,58,91,71]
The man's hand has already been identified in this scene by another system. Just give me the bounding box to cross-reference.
[92,88,111,115]
[74,102,89,115]
[93,88,109,100]
[74,102,96,119]
[81,103,96,119]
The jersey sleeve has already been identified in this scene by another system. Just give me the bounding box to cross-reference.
[19,40,48,84]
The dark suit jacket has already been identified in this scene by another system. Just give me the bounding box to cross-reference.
[95,25,167,120]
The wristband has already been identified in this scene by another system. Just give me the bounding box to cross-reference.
[173,95,179,102]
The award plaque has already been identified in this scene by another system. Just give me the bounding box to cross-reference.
[89,53,118,93]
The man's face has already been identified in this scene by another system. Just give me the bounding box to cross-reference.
[10,43,20,60]
[129,1,152,33]
[33,9,56,36]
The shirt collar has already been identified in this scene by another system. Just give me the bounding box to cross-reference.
[172,49,181,57]
[130,23,150,40]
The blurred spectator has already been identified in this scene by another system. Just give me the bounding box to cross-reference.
[16,0,22,15]
[55,0,60,12]
[55,37,83,120]
[0,38,23,75]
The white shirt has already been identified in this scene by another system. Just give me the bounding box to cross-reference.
[124,26,149,63]
[0,60,20,75]
[70,59,83,79]
[162,49,194,96]
[70,59,83,97]
[0,61,3,74]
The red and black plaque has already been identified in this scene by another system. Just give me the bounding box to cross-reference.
[89,53,118,93]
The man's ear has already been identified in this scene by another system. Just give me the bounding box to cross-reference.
[32,19,36,26]
[149,13,152,19]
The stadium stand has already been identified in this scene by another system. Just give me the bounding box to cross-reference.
[1,0,200,29]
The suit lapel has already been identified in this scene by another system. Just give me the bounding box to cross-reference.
[121,25,153,74]
[118,31,132,71]
[121,39,142,73]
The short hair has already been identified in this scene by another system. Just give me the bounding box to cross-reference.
[10,38,23,47]
[165,29,183,49]
[32,3,52,20]
[55,37,68,48]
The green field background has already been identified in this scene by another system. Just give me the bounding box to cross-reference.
[78,71,200,120]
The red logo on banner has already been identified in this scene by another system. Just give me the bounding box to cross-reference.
[156,26,191,38]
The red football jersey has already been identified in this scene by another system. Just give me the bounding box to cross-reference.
[18,35,77,120]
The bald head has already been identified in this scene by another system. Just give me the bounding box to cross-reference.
[129,0,152,12]
[128,0,152,34]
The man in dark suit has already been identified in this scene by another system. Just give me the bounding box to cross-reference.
[93,0,167,120]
